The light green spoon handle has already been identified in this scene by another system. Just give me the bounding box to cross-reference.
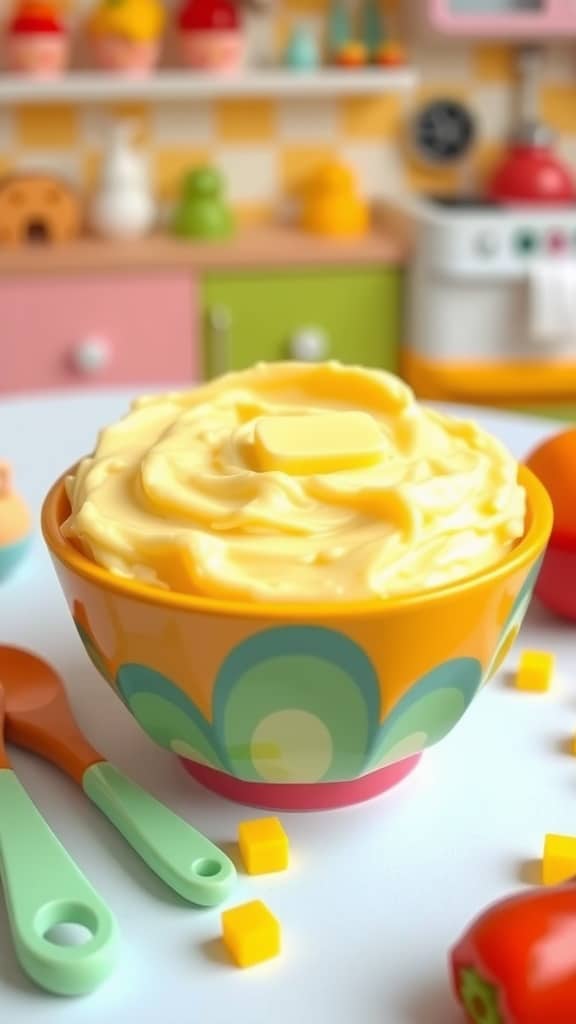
[83,761,236,906]
[0,769,118,996]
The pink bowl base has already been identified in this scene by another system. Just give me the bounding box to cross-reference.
[179,754,421,811]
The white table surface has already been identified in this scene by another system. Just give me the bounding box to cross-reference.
[0,389,573,1024]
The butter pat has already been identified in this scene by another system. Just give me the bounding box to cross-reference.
[253,412,384,474]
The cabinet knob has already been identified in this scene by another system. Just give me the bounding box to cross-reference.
[72,336,111,376]
[289,327,329,362]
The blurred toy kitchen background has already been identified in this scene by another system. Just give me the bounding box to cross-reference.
[3,0,576,418]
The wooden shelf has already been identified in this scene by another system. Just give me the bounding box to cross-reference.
[0,68,417,104]
[0,218,412,275]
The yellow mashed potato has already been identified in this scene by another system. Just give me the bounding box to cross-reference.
[63,362,526,603]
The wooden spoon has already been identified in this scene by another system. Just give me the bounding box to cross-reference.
[0,683,118,995]
[0,646,236,907]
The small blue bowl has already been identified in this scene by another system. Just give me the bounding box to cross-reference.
[0,535,32,581]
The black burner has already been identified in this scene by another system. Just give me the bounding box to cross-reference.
[427,195,500,210]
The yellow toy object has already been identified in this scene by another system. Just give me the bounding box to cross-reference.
[221,900,281,967]
[88,0,164,41]
[375,40,407,67]
[300,160,369,239]
[238,818,289,875]
[0,461,31,581]
[335,40,367,68]
[516,650,555,693]
[88,0,165,73]
[542,834,576,886]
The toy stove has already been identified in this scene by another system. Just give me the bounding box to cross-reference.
[403,195,576,407]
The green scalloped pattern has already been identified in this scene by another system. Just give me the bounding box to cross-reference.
[115,626,487,784]
[485,554,544,682]
[368,658,482,770]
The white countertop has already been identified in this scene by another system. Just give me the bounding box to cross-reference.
[0,389,573,1024]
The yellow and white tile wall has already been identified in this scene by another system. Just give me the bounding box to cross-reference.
[2,0,576,219]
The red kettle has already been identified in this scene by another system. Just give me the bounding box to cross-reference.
[488,125,575,205]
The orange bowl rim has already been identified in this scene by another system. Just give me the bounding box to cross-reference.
[41,464,553,622]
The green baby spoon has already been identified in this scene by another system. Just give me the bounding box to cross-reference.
[0,646,236,907]
[0,684,118,996]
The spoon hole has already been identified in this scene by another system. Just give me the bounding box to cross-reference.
[35,900,98,947]
[192,858,222,878]
[44,922,93,947]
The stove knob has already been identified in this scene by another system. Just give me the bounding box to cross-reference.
[72,335,111,376]
[289,328,329,362]
[475,231,500,257]
[548,230,568,254]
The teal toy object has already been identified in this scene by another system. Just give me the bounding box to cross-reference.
[361,0,384,59]
[172,165,235,241]
[0,461,31,582]
[0,536,32,581]
[327,0,350,58]
[284,22,319,70]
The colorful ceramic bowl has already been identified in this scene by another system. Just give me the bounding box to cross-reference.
[42,466,552,811]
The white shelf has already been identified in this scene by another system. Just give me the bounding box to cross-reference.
[0,67,417,104]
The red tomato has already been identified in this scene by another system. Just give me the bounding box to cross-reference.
[451,882,576,1023]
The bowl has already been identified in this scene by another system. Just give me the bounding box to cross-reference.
[42,466,552,811]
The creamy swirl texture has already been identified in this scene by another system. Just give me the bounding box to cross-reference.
[62,362,527,602]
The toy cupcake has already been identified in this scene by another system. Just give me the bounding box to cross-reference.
[178,0,245,73]
[0,461,31,581]
[6,0,70,76]
[87,0,165,75]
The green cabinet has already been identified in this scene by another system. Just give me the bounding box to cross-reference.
[201,266,402,379]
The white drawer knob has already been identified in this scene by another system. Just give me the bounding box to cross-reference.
[290,327,328,362]
[72,336,111,376]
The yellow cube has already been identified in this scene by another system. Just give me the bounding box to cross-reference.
[238,817,289,875]
[542,834,576,885]
[221,900,281,968]
[516,650,555,692]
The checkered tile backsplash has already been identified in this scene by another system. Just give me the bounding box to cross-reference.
[2,0,576,219]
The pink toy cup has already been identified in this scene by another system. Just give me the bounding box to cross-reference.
[91,35,161,74]
[179,29,244,72]
[7,33,69,75]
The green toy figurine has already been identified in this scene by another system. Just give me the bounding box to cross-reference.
[172,165,235,241]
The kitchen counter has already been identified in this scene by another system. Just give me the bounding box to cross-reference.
[0,210,412,275]
[0,390,570,1024]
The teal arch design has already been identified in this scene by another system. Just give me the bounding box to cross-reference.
[114,629,483,783]
[117,664,222,769]
[485,554,545,681]
[503,554,544,634]
[212,626,381,782]
[368,658,483,770]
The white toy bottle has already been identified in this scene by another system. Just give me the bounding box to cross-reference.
[90,120,156,240]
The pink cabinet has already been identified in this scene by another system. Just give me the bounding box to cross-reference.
[0,271,197,394]
[429,0,576,36]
